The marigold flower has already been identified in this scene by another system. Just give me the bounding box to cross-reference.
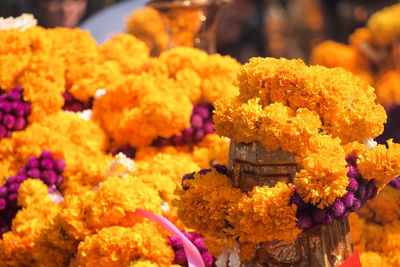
[357,139,400,188]
[230,182,300,243]
[125,7,168,55]
[367,3,400,47]
[73,223,174,267]
[93,74,192,147]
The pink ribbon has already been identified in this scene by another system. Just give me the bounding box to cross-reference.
[135,209,205,267]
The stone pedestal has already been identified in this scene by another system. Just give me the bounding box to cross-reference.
[227,141,354,267]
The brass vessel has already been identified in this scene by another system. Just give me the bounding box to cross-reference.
[227,141,354,267]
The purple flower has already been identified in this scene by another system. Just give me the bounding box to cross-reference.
[331,199,345,218]
[173,249,187,265]
[297,213,313,229]
[191,114,203,129]
[212,164,227,175]
[181,172,195,190]
[342,192,355,208]
[347,178,358,192]
[54,159,66,174]
[40,159,54,170]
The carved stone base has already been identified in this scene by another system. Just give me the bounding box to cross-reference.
[227,142,354,267]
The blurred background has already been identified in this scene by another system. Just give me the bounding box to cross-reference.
[0,0,399,63]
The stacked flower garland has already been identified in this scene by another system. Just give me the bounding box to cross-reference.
[174,57,400,264]
[0,14,241,266]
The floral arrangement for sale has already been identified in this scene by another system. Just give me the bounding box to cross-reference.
[0,14,241,266]
[174,57,400,263]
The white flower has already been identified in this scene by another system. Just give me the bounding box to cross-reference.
[104,152,135,179]
[76,109,93,121]
[94,89,107,100]
[48,190,64,204]
[216,241,241,267]
[364,137,378,150]
[0,13,37,31]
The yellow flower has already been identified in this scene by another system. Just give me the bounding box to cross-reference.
[357,139,400,188]
[230,182,300,243]
[73,223,173,267]
[125,7,168,54]
[367,3,400,47]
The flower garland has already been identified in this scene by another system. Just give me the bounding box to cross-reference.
[175,57,400,262]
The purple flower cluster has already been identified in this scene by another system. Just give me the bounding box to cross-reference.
[181,164,228,190]
[169,231,215,267]
[291,155,378,231]
[62,92,93,112]
[153,102,214,147]
[0,86,31,139]
[0,150,65,237]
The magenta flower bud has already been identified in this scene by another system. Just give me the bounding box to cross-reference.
[194,237,208,251]
[297,213,312,229]
[3,114,15,129]
[339,210,350,220]
[41,170,57,185]
[346,165,359,179]
[183,232,196,242]
[5,130,12,138]
[23,102,31,116]
[8,183,20,193]
[312,208,327,223]
[173,248,187,265]
[40,150,53,159]
[347,178,358,192]
[17,167,27,176]
[10,102,24,117]
[350,199,361,212]
[40,158,54,170]
[183,127,194,142]
[171,134,183,145]
[169,236,183,249]
[356,183,366,200]
[16,175,25,184]
[26,156,39,169]
[323,212,334,225]
[55,175,63,187]
[0,198,6,211]
[194,106,210,119]
[389,178,400,189]
[366,180,376,199]
[13,117,26,130]
[194,129,205,141]
[202,251,215,267]
[0,186,7,198]
[331,199,345,218]
[27,168,41,178]
[290,192,308,210]
[345,154,358,165]
[0,125,6,138]
[7,193,18,207]
[342,192,355,208]
[7,90,21,101]
[204,121,214,134]
[191,114,203,129]
[0,225,10,235]
[0,101,11,113]
[0,111,3,121]
[159,138,171,146]
[54,159,66,174]
[6,175,18,185]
